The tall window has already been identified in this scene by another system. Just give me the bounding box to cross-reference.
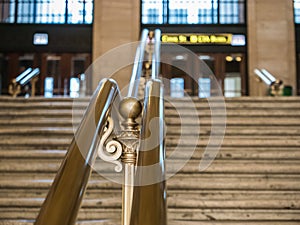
[0,0,93,24]
[141,0,245,24]
[295,0,300,23]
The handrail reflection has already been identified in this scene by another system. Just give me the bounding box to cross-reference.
[35,78,119,225]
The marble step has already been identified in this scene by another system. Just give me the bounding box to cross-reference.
[1,173,300,190]
[165,117,300,126]
[0,189,299,209]
[1,117,300,127]
[166,126,300,136]
[165,108,300,117]
[0,127,75,136]
[1,126,300,137]
[0,130,300,141]
[1,97,300,111]
[1,207,300,222]
[1,219,299,225]
[1,158,300,174]
[0,110,85,118]
[0,136,299,148]
[1,107,300,117]
[2,147,300,160]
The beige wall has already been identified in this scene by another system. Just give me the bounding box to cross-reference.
[247,0,297,95]
[92,0,140,91]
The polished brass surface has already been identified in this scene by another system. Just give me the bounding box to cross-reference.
[35,78,119,225]
[128,29,149,98]
[119,97,143,129]
[270,79,284,96]
[35,29,166,225]
[118,97,143,225]
[130,79,167,225]
[8,79,21,98]
[30,76,38,97]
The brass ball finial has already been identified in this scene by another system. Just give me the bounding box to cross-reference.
[119,97,142,120]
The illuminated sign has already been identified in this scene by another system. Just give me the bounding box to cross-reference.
[161,33,246,46]
[231,34,246,46]
[33,33,48,45]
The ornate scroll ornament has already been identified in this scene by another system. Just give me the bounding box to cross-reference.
[97,117,123,172]
[97,97,143,173]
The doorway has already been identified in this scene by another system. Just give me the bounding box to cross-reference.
[161,52,247,97]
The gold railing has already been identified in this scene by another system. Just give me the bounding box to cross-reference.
[35,78,119,224]
[35,29,167,225]
[8,68,40,97]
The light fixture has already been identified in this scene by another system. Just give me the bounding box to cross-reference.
[235,56,242,62]
[226,56,233,62]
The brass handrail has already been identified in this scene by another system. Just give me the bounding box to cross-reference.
[35,29,166,225]
[127,29,149,98]
[151,29,161,80]
[130,79,167,225]
[8,68,40,97]
[35,78,119,225]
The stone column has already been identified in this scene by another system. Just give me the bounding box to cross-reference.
[92,0,140,92]
[247,0,296,95]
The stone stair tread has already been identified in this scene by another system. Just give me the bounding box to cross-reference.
[0,118,80,124]
[1,173,300,190]
[166,126,300,136]
[172,147,300,160]
[2,130,300,138]
[1,136,300,146]
[1,96,300,224]
[1,207,300,221]
[0,110,84,117]
[2,147,300,160]
[2,158,300,174]
[166,137,300,147]
[165,117,300,125]
[1,220,300,225]
[0,127,74,136]
[0,150,67,158]
[1,189,299,199]
[0,189,299,209]
[0,138,71,147]
[165,108,300,116]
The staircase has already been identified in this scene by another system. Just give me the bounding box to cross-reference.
[0,96,300,225]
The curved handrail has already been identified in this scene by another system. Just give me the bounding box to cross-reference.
[9,68,40,97]
[19,68,40,86]
[127,29,149,98]
[35,78,119,225]
[130,79,166,225]
[35,29,165,225]
[152,29,161,80]
[15,68,32,83]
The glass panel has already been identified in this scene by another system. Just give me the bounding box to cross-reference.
[141,0,245,24]
[0,0,15,22]
[20,0,65,23]
[170,77,184,97]
[224,74,241,97]
[83,0,93,24]
[17,0,35,23]
[295,0,300,23]
[141,0,164,24]
[67,0,93,24]
[69,77,80,98]
[2,0,93,24]
[198,77,211,98]
[219,0,244,24]
[44,77,54,97]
